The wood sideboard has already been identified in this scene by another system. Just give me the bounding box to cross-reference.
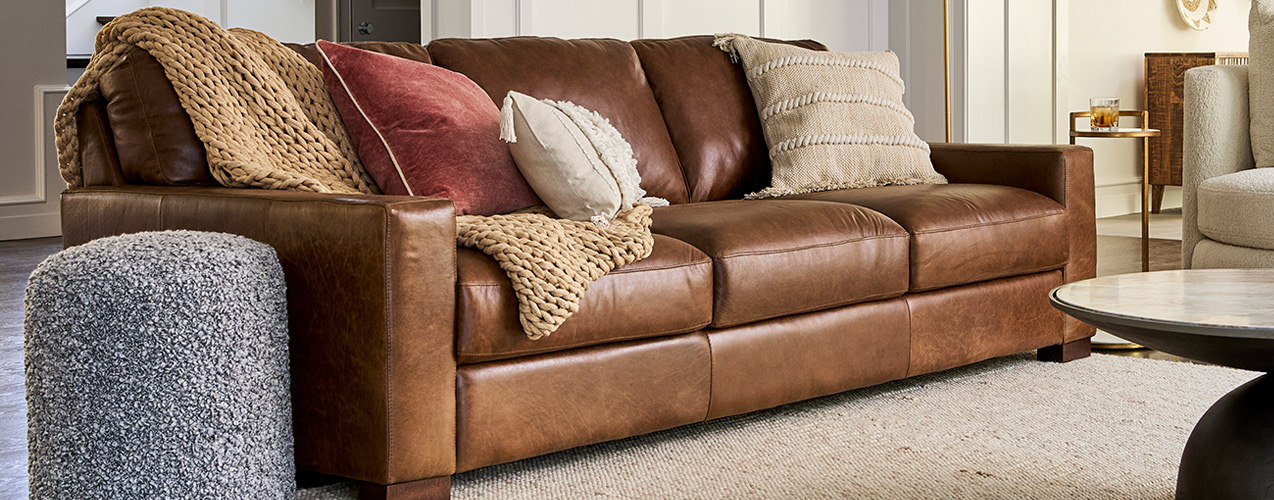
[1144,52,1247,213]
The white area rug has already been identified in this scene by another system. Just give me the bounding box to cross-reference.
[300,353,1255,499]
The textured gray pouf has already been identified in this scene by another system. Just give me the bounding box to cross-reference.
[24,230,294,499]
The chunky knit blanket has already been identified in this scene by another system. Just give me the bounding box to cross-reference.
[56,7,655,340]
[458,206,654,339]
[57,8,376,193]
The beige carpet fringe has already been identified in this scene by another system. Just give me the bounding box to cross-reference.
[56,7,376,194]
[57,7,657,340]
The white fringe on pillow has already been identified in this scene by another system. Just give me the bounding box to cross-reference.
[498,92,669,224]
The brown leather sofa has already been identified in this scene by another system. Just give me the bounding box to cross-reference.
[60,35,1096,499]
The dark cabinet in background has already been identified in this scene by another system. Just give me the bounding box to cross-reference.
[317,0,421,43]
[1143,52,1246,212]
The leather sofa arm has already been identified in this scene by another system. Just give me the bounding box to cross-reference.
[928,142,1093,208]
[61,185,458,485]
[928,143,1096,343]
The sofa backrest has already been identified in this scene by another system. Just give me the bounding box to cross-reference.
[78,36,824,204]
[631,36,826,201]
[95,46,215,187]
[427,37,690,203]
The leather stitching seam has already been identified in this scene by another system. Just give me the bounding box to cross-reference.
[126,56,174,185]
[77,188,452,209]
[456,322,711,363]
[382,206,396,480]
[911,263,1066,293]
[710,290,907,329]
[456,259,711,286]
[906,211,1064,235]
[714,233,908,260]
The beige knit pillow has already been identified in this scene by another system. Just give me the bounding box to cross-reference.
[714,34,946,198]
[499,91,620,223]
[499,91,667,225]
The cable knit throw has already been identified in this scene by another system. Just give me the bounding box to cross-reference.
[458,206,654,339]
[56,7,656,341]
[56,8,376,193]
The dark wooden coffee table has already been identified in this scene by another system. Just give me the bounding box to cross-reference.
[1049,269,1274,500]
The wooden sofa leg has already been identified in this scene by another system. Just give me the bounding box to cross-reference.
[1038,338,1091,363]
[359,476,451,500]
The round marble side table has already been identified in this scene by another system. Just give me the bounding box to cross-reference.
[1049,269,1274,500]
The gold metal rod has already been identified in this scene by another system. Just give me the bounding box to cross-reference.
[943,0,952,143]
[1143,110,1151,272]
[1143,137,1151,272]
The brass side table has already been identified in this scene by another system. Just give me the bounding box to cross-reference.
[1069,110,1161,272]
[1070,110,1160,350]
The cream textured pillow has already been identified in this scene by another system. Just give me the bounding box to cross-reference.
[1250,0,1274,168]
[714,34,946,198]
[499,91,666,224]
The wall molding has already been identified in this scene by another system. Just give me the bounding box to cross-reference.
[0,85,66,207]
[1093,178,1184,218]
[517,0,532,36]
[0,213,62,241]
[421,0,433,41]
[1095,176,1142,189]
[1052,0,1069,145]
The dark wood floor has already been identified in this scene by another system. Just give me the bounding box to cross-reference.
[0,236,61,498]
[0,228,1188,496]
[1096,236,1182,275]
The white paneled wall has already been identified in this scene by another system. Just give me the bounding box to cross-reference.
[889,0,951,142]
[226,1,315,42]
[424,0,886,52]
[644,0,759,39]
[2,2,64,241]
[1004,1,1054,145]
[764,0,889,52]
[66,0,315,55]
[524,0,640,39]
[898,0,1059,145]
[963,0,1006,143]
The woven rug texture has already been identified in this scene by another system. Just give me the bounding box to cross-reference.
[299,353,1254,499]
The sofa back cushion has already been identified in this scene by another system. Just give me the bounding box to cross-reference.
[91,43,433,189]
[317,41,540,215]
[97,46,215,186]
[632,36,827,202]
[427,37,691,203]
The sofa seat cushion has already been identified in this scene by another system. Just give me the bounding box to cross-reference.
[456,234,712,364]
[788,184,1067,292]
[1197,168,1274,250]
[651,200,909,328]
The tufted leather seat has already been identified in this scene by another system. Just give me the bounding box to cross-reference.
[789,183,1069,292]
[651,199,910,327]
[454,234,713,363]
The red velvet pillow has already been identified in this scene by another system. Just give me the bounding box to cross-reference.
[316,40,540,215]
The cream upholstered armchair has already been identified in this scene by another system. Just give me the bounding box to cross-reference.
[1182,65,1274,268]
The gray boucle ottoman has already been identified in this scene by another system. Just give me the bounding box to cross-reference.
[24,230,294,499]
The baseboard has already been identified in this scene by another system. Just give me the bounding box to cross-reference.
[1095,181,1183,218]
[0,212,60,241]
